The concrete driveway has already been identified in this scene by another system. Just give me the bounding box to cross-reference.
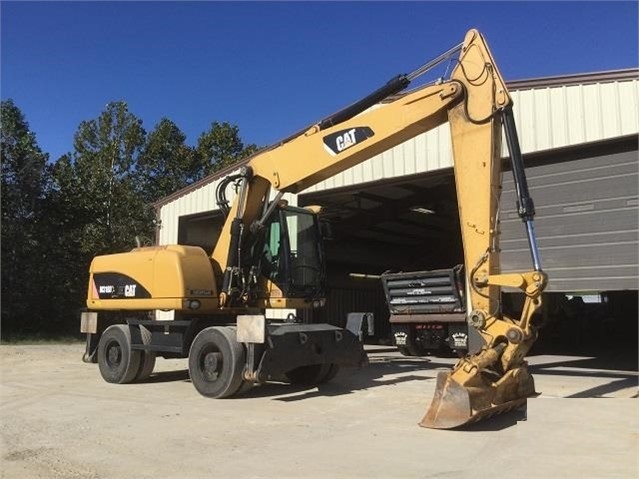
[1,344,637,478]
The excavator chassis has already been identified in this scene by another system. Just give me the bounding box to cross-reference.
[82,313,367,397]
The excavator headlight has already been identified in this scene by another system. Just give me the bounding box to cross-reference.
[188,300,201,310]
[312,300,321,308]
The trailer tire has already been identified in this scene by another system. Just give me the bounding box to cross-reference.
[397,346,412,356]
[406,341,428,357]
[134,325,156,382]
[98,325,141,384]
[188,326,245,398]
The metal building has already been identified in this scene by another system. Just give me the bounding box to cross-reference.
[154,69,639,339]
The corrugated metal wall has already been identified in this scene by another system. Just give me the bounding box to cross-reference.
[302,78,639,194]
[500,144,639,292]
[510,81,639,153]
[158,181,227,245]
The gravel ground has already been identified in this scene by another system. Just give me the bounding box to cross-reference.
[1,343,637,479]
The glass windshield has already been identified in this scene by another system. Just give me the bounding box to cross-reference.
[261,207,324,297]
[284,209,322,292]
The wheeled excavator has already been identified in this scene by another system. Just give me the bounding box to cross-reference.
[80,29,546,429]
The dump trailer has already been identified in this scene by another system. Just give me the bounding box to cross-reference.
[381,266,468,357]
[81,29,547,430]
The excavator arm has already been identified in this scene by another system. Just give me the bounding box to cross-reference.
[420,32,548,428]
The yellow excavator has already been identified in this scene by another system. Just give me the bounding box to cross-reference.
[80,29,546,428]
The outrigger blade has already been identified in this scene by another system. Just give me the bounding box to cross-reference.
[420,364,535,429]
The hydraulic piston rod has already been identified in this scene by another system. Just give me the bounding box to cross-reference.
[502,106,543,272]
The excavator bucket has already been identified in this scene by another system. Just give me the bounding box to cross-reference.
[420,372,473,429]
[420,372,529,429]
[420,353,536,429]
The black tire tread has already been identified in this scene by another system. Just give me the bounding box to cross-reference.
[188,326,245,398]
[97,325,141,384]
[135,325,156,382]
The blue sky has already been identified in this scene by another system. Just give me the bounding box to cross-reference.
[2,1,638,162]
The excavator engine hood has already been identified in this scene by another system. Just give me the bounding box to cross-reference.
[87,245,219,311]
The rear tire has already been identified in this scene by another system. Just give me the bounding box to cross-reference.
[285,363,334,385]
[322,364,340,383]
[406,341,428,357]
[188,326,245,398]
[135,325,156,382]
[98,325,141,384]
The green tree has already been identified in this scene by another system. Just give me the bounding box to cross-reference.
[67,101,150,254]
[1,99,262,338]
[195,121,259,177]
[137,118,197,203]
[1,100,51,335]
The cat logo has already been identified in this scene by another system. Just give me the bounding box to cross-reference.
[323,126,374,156]
[335,128,357,152]
[124,284,137,297]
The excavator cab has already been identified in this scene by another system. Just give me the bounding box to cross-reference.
[259,205,326,300]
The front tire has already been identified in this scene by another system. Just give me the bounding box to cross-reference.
[97,325,141,384]
[188,326,245,398]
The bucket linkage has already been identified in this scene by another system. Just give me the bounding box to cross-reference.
[421,270,547,429]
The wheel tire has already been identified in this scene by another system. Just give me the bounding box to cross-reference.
[98,325,142,384]
[236,381,254,396]
[134,325,156,382]
[188,326,245,398]
[397,346,413,356]
[406,341,428,357]
[285,364,330,385]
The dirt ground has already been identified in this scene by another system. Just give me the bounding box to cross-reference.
[1,343,637,479]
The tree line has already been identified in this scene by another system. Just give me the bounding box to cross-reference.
[1,99,258,339]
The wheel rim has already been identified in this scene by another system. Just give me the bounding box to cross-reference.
[105,340,122,370]
[201,348,223,382]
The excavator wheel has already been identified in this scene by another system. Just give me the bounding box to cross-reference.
[97,325,142,384]
[134,325,156,382]
[188,326,245,398]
